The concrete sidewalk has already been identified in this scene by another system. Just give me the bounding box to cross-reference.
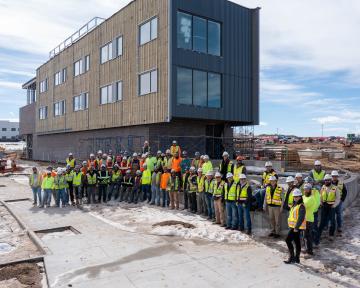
[0,176,343,288]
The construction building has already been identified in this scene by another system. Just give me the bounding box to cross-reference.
[0,121,19,142]
[20,0,259,161]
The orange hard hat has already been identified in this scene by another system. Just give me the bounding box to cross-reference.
[236,156,245,161]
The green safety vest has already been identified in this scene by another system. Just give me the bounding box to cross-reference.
[65,171,74,182]
[225,181,237,201]
[262,171,277,186]
[73,172,82,187]
[98,171,110,185]
[213,181,225,197]
[233,165,245,182]
[66,158,75,168]
[29,174,41,187]
[141,169,151,185]
[204,179,214,194]
[170,176,180,191]
[287,187,296,208]
[188,175,197,192]
[111,171,121,182]
[220,161,233,173]
[41,176,54,190]
[197,175,205,192]
[303,195,316,222]
[266,185,282,206]
[237,183,249,201]
[54,175,66,189]
[312,169,325,182]
[312,188,321,212]
[321,185,337,205]
[87,173,97,185]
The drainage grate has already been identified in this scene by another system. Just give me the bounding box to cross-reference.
[35,226,80,240]
[5,198,31,203]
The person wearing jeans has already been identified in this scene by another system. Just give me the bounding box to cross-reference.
[160,169,171,207]
[237,174,252,234]
[150,167,161,205]
[54,168,67,207]
[331,170,347,233]
[224,173,238,230]
[141,164,152,202]
[204,171,215,221]
[29,167,41,206]
[40,170,54,208]
[303,183,317,255]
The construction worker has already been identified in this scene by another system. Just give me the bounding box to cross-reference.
[213,172,225,226]
[81,161,88,200]
[201,155,213,175]
[108,150,115,163]
[164,150,172,170]
[255,161,278,209]
[196,168,206,215]
[64,165,74,205]
[130,153,140,174]
[29,167,41,207]
[188,166,198,213]
[96,150,103,163]
[106,156,113,172]
[97,164,110,203]
[303,183,316,255]
[219,151,233,181]
[108,164,122,201]
[141,163,152,202]
[224,173,238,230]
[120,170,133,202]
[66,152,76,169]
[182,167,190,210]
[129,170,142,204]
[160,168,171,207]
[142,140,151,154]
[156,151,163,170]
[284,188,306,264]
[331,170,347,235]
[295,173,304,192]
[151,166,161,205]
[170,152,182,178]
[180,151,191,174]
[191,152,201,170]
[237,174,252,234]
[72,165,83,205]
[87,153,98,170]
[170,140,181,157]
[54,168,67,208]
[315,174,341,244]
[204,171,215,221]
[40,169,54,208]
[264,175,283,238]
[86,166,97,204]
[169,169,180,210]
[305,176,321,241]
[283,176,296,211]
[119,156,129,176]
[309,160,326,189]
[233,156,247,183]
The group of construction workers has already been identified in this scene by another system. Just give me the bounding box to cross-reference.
[28,140,348,264]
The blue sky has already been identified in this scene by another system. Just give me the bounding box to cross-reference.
[0,0,359,136]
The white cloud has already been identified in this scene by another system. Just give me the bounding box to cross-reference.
[0,80,22,89]
[259,121,268,126]
[312,111,360,125]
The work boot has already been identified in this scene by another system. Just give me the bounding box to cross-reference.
[294,256,300,264]
[225,226,231,230]
[268,232,275,237]
[246,230,252,235]
[284,256,295,264]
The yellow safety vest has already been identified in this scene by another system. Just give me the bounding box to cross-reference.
[65,171,74,182]
[262,171,277,186]
[141,169,151,185]
[225,181,238,201]
[287,187,296,208]
[73,172,82,187]
[288,204,306,230]
[54,176,66,189]
[29,174,41,187]
[321,185,337,205]
[266,185,282,206]
[237,183,249,201]
[41,176,54,190]
[66,158,75,168]
[111,171,121,182]
[312,169,325,182]
[188,175,197,192]
[233,165,245,182]
[220,161,233,173]
[170,176,180,191]
[334,181,344,197]
[205,179,215,194]
[213,181,225,197]
[87,173,97,185]
[197,175,205,192]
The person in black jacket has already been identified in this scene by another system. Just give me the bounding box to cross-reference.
[236,174,252,234]
[331,170,347,234]
[284,189,306,264]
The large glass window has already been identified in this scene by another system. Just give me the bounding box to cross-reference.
[100,42,113,64]
[100,84,113,104]
[73,93,88,111]
[208,72,221,108]
[176,67,221,108]
[54,68,66,86]
[176,67,192,105]
[39,106,48,119]
[177,12,192,50]
[116,81,123,101]
[85,55,90,71]
[140,17,158,45]
[177,12,221,56]
[208,20,221,56]
[39,79,47,93]
[74,59,83,76]
[117,36,123,57]
[193,16,207,53]
[139,69,157,96]
[54,100,65,116]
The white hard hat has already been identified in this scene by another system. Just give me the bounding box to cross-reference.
[222,151,229,157]
[324,174,332,180]
[166,149,171,154]
[57,167,62,173]
[189,166,196,171]
[292,188,302,197]
[206,171,214,176]
[204,155,209,160]
[82,161,87,165]
[133,153,138,157]
[295,173,303,178]
[107,156,112,161]
[157,150,162,154]
[226,172,233,178]
[331,170,339,177]
[90,153,95,157]
[141,154,146,158]
[172,140,177,144]
[265,161,273,167]
[314,160,322,166]
[215,172,222,178]
[286,176,295,183]
[68,153,73,156]
[123,156,127,160]
[269,175,277,181]
[97,150,102,154]
[197,168,203,173]
[239,174,247,180]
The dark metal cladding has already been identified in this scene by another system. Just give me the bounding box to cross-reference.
[170,0,259,125]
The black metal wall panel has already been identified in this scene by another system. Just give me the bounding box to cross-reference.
[170,0,259,125]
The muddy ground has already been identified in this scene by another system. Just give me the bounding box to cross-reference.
[0,263,44,288]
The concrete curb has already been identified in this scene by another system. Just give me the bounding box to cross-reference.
[0,256,44,268]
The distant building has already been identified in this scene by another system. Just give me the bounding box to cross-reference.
[0,121,19,141]
[20,0,260,161]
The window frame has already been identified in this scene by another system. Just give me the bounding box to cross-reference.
[73,92,89,112]
[100,41,113,64]
[138,68,158,96]
[74,59,83,77]
[100,84,113,105]
[39,78,48,93]
[139,16,158,46]
[53,100,66,117]
[39,106,48,120]
[116,35,123,57]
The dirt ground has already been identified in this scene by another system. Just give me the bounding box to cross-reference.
[282,142,360,172]
[0,263,43,288]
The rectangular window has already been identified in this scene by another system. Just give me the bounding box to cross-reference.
[140,17,158,45]
[39,79,48,93]
[55,68,67,86]
[85,55,90,72]
[1,128,6,131]
[116,81,123,101]
[27,89,36,104]
[39,106,48,120]
[100,84,113,104]
[100,42,113,64]
[176,67,221,108]
[176,67,192,105]
[73,93,88,111]
[62,68,67,82]
[11,128,16,131]
[74,59,83,76]
[54,100,65,116]
[116,36,123,57]
[139,69,157,96]
[177,11,221,56]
